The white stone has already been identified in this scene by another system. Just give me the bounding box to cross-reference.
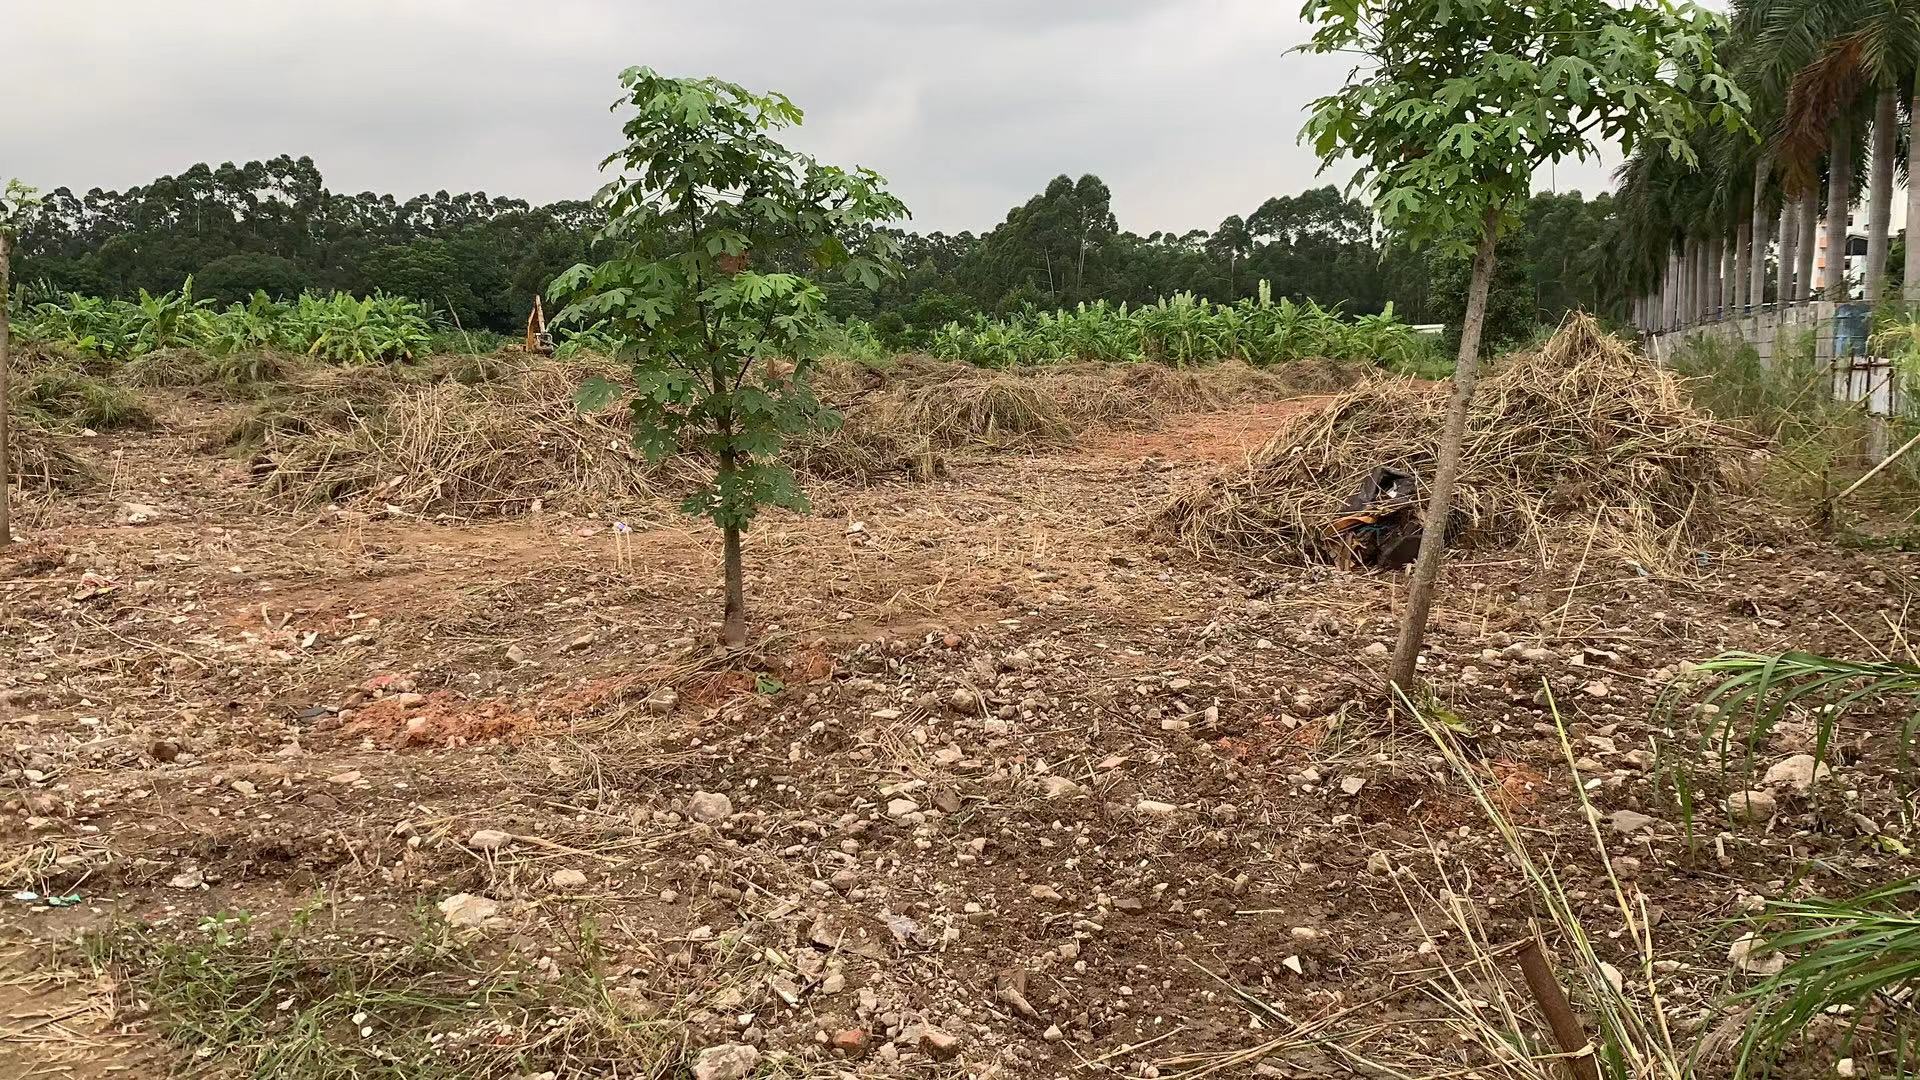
[469,828,512,850]
[688,791,734,823]
[1763,754,1831,793]
[692,1043,761,1080]
[1726,789,1777,824]
[437,893,499,929]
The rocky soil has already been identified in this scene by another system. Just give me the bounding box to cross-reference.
[3,392,1916,1078]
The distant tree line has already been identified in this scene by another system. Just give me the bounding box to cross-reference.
[11,156,1631,348]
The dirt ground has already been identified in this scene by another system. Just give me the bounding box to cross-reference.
[2,383,1917,1079]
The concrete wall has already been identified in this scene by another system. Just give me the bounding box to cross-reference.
[1644,301,1838,367]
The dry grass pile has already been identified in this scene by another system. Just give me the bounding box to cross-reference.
[245,352,1350,514]
[8,427,92,492]
[1156,313,1757,567]
[799,356,1344,480]
[248,358,692,515]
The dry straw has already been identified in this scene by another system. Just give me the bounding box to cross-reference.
[1155,312,1758,570]
[247,353,1343,516]
[8,427,90,492]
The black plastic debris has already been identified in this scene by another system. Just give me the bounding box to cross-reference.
[1329,466,1424,570]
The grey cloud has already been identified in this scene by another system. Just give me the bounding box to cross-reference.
[8,0,1617,233]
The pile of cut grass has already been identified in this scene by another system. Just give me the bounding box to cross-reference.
[8,426,92,492]
[243,352,1348,515]
[1155,313,1758,569]
[245,357,693,514]
[11,344,150,432]
[797,355,1348,480]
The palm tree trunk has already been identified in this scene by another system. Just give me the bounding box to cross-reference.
[1694,239,1710,322]
[1867,88,1896,303]
[1750,158,1771,308]
[1778,200,1796,303]
[1797,193,1819,301]
[1826,122,1854,300]
[1735,217,1752,312]
[1388,206,1500,691]
[1708,234,1725,319]
[1907,70,1920,303]
[1664,248,1680,328]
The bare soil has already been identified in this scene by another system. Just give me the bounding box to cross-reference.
[3,385,1916,1078]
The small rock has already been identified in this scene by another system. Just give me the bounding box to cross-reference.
[167,869,204,890]
[1038,775,1082,799]
[917,1026,962,1060]
[148,739,179,763]
[1362,642,1389,657]
[437,893,499,929]
[830,1028,869,1054]
[688,791,734,823]
[564,633,596,651]
[1763,753,1831,793]
[1581,680,1611,699]
[1725,790,1776,824]
[1608,809,1655,836]
[505,644,529,664]
[325,770,361,785]
[1366,850,1392,876]
[469,828,512,851]
[692,1043,761,1080]
[1339,776,1367,797]
[1134,799,1177,817]
[1728,932,1785,975]
[830,869,860,893]
[646,688,679,714]
[886,798,920,819]
[550,868,589,890]
[117,502,165,525]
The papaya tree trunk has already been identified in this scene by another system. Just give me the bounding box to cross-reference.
[1388,206,1499,691]
[0,230,10,546]
[1867,89,1895,303]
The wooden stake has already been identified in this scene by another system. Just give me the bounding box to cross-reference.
[1514,933,1600,1080]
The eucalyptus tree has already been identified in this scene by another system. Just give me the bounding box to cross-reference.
[551,69,906,645]
[1297,0,1746,691]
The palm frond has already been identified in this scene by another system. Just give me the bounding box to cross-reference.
[1776,31,1872,194]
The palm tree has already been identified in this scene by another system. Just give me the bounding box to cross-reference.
[1747,0,1920,301]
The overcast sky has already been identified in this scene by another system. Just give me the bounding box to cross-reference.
[10,0,1620,234]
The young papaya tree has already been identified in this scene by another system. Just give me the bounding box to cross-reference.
[1296,0,1747,691]
[0,180,40,546]
[551,68,906,645]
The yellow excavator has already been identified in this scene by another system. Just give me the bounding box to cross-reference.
[525,296,555,356]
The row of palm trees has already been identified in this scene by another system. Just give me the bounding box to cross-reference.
[1621,0,1920,332]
